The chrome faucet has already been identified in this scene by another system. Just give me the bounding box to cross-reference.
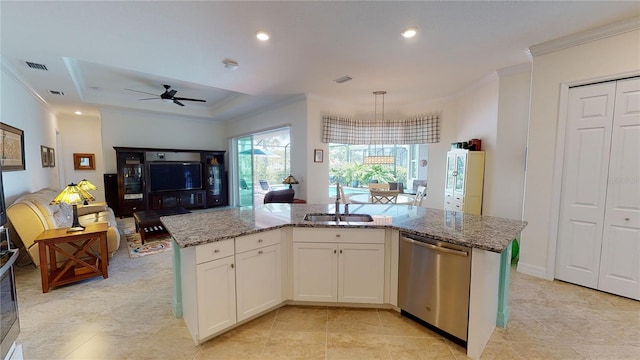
[335,183,341,218]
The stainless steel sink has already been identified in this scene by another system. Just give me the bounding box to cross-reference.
[303,213,374,222]
[339,214,374,222]
[303,214,338,222]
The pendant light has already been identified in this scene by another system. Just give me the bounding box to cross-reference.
[364,91,394,165]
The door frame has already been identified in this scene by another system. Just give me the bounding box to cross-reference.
[546,70,640,280]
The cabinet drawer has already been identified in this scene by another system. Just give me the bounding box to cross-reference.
[235,230,281,253]
[196,239,235,264]
[444,199,464,212]
[293,228,384,244]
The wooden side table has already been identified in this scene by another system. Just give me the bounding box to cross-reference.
[34,222,109,293]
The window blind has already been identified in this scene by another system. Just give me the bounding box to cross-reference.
[322,114,440,144]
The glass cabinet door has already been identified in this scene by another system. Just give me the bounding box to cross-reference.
[122,165,143,197]
[454,154,466,194]
[445,153,456,194]
[206,164,223,197]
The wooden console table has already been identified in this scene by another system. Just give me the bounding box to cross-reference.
[35,223,109,293]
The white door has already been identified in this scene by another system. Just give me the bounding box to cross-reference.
[599,78,640,300]
[556,82,616,288]
[235,244,282,321]
[338,243,385,304]
[196,256,236,339]
[293,242,338,302]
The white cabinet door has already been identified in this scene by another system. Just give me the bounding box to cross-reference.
[445,152,456,197]
[556,82,616,289]
[338,243,385,304]
[236,243,282,321]
[599,78,640,300]
[196,255,236,339]
[293,242,338,302]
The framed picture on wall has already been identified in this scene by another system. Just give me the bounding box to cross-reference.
[41,145,49,167]
[314,149,323,163]
[73,153,95,170]
[0,123,26,171]
[48,147,55,167]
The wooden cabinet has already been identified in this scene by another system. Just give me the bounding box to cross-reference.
[115,147,228,216]
[235,230,282,321]
[114,149,146,217]
[292,228,385,304]
[201,151,228,208]
[148,190,206,210]
[444,150,485,215]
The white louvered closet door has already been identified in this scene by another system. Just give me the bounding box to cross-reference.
[556,77,640,300]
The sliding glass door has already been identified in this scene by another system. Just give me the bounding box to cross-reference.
[237,136,254,207]
[233,127,291,207]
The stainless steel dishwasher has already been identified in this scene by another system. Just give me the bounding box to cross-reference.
[398,232,472,342]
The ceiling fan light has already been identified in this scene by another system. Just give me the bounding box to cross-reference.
[401,27,418,38]
[223,59,239,70]
[161,98,173,103]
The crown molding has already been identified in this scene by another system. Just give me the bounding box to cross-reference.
[455,71,499,98]
[497,62,531,78]
[1,56,51,110]
[528,16,640,57]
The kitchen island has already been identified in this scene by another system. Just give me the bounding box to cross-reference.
[162,203,527,359]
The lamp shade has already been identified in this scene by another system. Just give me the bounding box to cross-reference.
[77,179,97,191]
[282,175,299,189]
[50,183,94,232]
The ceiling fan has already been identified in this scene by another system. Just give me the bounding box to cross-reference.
[125,84,206,106]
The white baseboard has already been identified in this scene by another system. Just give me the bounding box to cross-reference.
[516,261,547,279]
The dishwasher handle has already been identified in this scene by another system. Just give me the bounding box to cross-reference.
[401,236,469,257]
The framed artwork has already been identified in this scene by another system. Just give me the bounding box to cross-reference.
[314,149,323,163]
[41,145,50,167]
[0,123,26,171]
[48,147,55,167]
[73,153,95,170]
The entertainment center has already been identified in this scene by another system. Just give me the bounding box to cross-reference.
[113,147,227,217]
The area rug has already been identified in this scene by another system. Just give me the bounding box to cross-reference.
[117,218,172,259]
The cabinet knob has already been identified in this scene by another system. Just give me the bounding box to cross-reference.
[258,250,263,254]
[335,234,341,238]
[334,249,337,254]
[214,249,220,253]
[230,263,234,269]
[258,239,264,243]
[625,218,630,221]
[340,249,343,254]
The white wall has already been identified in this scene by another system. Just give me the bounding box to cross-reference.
[223,97,309,201]
[521,29,640,279]
[454,75,500,216]
[100,108,227,173]
[57,114,105,201]
[494,64,531,220]
[0,63,59,204]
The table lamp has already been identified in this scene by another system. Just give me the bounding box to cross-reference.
[282,175,299,189]
[50,183,95,232]
[77,179,98,205]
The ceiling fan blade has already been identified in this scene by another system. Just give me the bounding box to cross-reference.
[174,97,206,102]
[125,88,159,96]
[173,99,185,106]
[137,98,159,101]
[168,89,177,97]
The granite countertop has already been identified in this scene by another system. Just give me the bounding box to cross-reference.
[161,203,527,253]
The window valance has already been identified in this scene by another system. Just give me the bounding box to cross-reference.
[322,114,440,144]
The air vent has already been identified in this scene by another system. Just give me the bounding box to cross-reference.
[335,75,352,84]
[25,61,48,71]
[48,90,65,96]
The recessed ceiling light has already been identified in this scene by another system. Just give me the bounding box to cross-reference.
[401,27,418,38]
[74,111,82,115]
[256,31,270,41]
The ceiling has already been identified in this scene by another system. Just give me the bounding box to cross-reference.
[2,1,638,121]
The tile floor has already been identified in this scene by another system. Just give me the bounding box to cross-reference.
[13,231,640,360]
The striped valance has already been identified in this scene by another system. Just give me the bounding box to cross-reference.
[322,114,440,144]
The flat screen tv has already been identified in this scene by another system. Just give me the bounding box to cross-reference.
[149,162,202,192]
